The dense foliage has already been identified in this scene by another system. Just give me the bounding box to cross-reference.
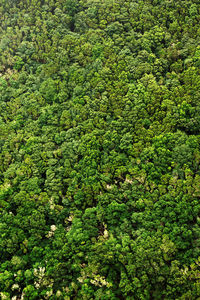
[1,0,200,298]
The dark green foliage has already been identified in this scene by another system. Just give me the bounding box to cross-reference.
[1,0,200,298]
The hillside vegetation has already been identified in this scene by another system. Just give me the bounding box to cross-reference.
[1,0,200,299]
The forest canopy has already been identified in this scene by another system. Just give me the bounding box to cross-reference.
[1,0,200,299]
